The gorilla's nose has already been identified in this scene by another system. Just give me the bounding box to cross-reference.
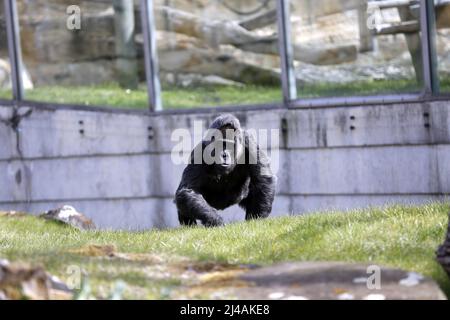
[221,150,231,166]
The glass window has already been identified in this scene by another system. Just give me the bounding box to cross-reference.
[153,0,281,109]
[0,5,12,100]
[17,0,147,109]
[435,0,450,93]
[290,0,423,98]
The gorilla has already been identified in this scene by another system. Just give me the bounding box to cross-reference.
[175,114,276,227]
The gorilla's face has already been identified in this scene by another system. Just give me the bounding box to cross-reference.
[204,123,244,175]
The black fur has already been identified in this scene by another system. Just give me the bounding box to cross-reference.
[175,114,276,227]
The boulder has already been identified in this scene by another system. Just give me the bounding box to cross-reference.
[41,205,96,231]
[0,58,34,90]
[187,261,447,300]
[0,259,72,300]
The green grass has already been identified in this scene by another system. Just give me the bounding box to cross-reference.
[298,78,420,98]
[161,85,281,108]
[12,84,281,110]
[0,90,11,100]
[0,76,449,109]
[440,76,450,92]
[1,202,449,299]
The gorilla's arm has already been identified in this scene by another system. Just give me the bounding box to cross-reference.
[176,188,225,227]
[175,166,225,227]
[240,133,276,220]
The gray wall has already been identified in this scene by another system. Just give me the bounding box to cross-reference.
[0,100,449,230]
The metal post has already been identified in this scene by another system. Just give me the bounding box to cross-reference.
[4,0,24,101]
[140,0,162,111]
[276,0,297,105]
[419,0,439,94]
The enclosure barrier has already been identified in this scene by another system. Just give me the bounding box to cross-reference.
[1,0,449,113]
[0,0,450,230]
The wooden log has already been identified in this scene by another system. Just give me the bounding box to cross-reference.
[239,8,277,30]
[367,0,417,10]
[358,1,374,52]
[436,2,450,29]
[398,6,423,85]
[235,38,357,66]
[154,6,262,47]
[374,20,420,35]
[372,3,450,35]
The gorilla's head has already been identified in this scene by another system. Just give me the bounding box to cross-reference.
[204,114,244,175]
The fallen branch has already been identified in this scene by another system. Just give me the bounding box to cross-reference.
[367,0,418,10]
[235,38,357,66]
[154,6,261,47]
[374,21,420,35]
[239,8,277,30]
[154,6,357,65]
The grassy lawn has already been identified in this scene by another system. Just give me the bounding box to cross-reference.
[0,77,449,109]
[440,76,450,93]
[0,90,11,100]
[18,85,281,110]
[298,78,420,98]
[0,202,449,299]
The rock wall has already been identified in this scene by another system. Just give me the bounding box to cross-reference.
[2,0,447,88]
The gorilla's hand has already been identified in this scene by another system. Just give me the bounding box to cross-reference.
[175,188,225,227]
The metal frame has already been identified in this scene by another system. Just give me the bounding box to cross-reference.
[420,0,439,94]
[290,93,426,109]
[2,92,449,118]
[289,0,445,109]
[1,0,449,113]
[4,0,23,101]
[276,0,297,103]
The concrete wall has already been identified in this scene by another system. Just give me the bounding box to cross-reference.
[0,100,449,230]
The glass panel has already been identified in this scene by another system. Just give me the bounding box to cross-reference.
[0,4,12,100]
[17,0,147,109]
[153,0,281,109]
[435,0,450,92]
[290,0,423,98]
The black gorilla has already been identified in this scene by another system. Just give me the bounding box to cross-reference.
[175,114,276,227]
